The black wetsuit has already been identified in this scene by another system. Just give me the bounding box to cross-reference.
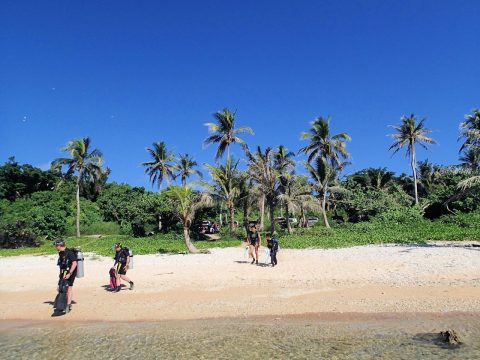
[57,249,77,286]
[267,238,279,265]
[114,248,130,275]
[248,232,259,246]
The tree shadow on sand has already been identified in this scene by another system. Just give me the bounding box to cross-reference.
[396,243,480,253]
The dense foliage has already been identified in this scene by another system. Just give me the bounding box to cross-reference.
[0,221,40,249]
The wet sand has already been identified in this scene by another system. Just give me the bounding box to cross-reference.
[0,243,479,322]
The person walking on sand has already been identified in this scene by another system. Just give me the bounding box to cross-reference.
[54,239,77,314]
[112,243,134,292]
[266,232,279,267]
[246,225,261,265]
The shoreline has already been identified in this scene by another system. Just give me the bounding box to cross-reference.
[2,311,480,326]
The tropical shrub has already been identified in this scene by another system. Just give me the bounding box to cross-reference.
[0,191,70,238]
[0,221,41,249]
[337,184,411,222]
[372,206,424,225]
[439,211,480,228]
[73,198,103,227]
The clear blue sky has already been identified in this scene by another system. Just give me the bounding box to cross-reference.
[1,0,479,188]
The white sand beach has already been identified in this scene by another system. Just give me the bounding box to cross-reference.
[0,242,479,322]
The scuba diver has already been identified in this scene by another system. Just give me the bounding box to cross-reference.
[266,232,279,267]
[112,243,134,292]
[54,239,77,314]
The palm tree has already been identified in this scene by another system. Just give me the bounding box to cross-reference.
[456,109,480,195]
[274,145,296,233]
[417,160,441,196]
[204,108,254,161]
[350,168,396,191]
[305,158,342,228]
[164,186,212,253]
[458,175,480,190]
[274,145,295,174]
[389,114,436,205]
[247,146,279,233]
[294,176,321,228]
[175,154,203,186]
[299,116,351,168]
[51,137,105,237]
[459,109,480,152]
[237,173,258,234]
[203,156,241,234]
[142,142,176,189]
[277,174,319,232]
[459,147,480,172]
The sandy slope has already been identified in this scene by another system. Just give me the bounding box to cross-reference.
[0,242,479,321]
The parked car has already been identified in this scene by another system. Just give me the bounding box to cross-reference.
[197,220,220,234]
[276,217,298,228]
[306,217,319,226]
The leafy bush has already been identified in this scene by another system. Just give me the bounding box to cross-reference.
[98,184,177,234]
[0,221,41,249]
[97,183,145,223]
[372,206,424,225]
[66,221,121,236]
[337,185,411,222]
[72,199,103,227]
[439,211,480,228]
[0,191,70,238]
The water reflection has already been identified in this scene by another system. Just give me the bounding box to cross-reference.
[0,314,478,359]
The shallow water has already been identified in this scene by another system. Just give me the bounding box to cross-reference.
[1,314,479,359]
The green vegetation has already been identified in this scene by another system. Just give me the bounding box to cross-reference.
[280,211,480,249]
[0,233,239,257]
[1,108,479,256]
[1,211,478,257]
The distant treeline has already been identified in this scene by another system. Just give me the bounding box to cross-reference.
[1,108,479,251]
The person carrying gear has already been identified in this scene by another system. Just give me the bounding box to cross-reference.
[112,243,134,292]
[54,239,77,313]
[246,225,261,265]
[266,233,279,267]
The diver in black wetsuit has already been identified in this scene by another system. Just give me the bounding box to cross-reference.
[113,243,134,292]
[54,239,77,313]
[266,232,279,267]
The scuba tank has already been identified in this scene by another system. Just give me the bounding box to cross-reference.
[128,248,133,269]
[76,248,85,278]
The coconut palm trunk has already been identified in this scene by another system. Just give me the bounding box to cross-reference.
[411,141,419,205]
[243,201,250,233]
[259,194,265,230]
[183,224,199,253]
[229,203,235,234]
[75,176,81,237]
[300,206,306,227]
[321,190,330,228]
[285,203,292,234]
[269,201,276,233]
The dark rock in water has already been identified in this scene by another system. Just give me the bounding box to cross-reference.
[439,330,461,345]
